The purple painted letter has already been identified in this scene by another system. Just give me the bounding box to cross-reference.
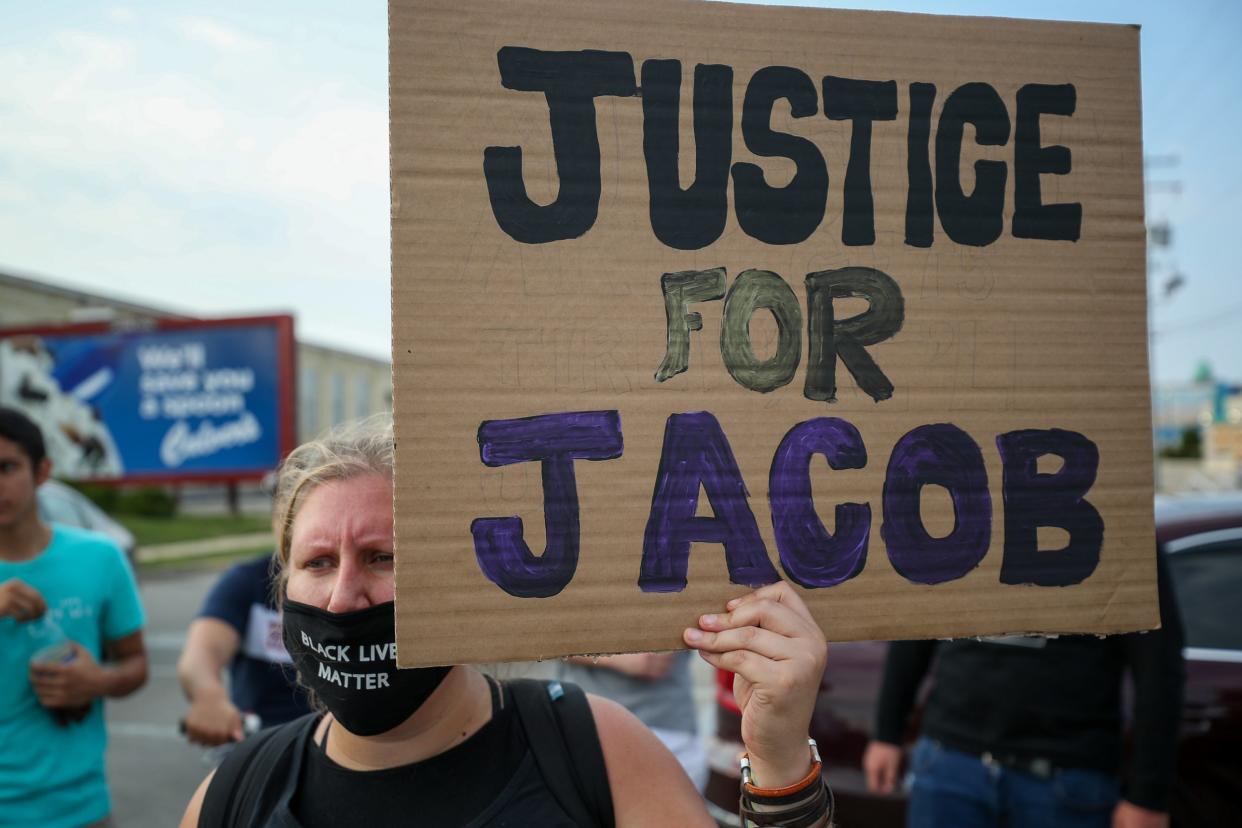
[471,410,623,598]
[639,411,779,593]
[881,423,991,584]
[769,417,870,588]
[996,428,1102,586]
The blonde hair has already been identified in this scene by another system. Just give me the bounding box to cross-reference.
[272,414,395,593]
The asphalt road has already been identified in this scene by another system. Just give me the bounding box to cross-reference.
[105,566,223,827]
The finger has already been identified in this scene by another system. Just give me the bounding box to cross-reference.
[30,663,65,680]
[707,598,820,640]
[693,647,779,688]
[14,584,47,616]
[190,729,228,747]
[685,624,805,662]
[726,581,813,618]
[22,588,48,617]
[12,594,39,620]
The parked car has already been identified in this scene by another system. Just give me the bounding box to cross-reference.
[36,478,137,564]
[705,492,1242,827]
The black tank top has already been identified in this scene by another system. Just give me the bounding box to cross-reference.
[288,680,580,827]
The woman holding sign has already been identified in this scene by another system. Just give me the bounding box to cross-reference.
[180,417,832,828]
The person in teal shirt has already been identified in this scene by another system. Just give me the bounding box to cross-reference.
[0,407,148,828]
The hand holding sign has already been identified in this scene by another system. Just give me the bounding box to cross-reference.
[684,581,827,788]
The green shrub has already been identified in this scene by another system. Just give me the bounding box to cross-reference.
[116,486,178,518]
[67,482,119,512]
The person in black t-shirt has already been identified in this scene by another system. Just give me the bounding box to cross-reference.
[178,417,834,828]
[862,555,1185,828]
[178,553,311,746]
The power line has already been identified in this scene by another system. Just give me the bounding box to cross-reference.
[1152,301,1242,339]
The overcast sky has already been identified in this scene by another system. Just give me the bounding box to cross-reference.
[0,0,1237,383]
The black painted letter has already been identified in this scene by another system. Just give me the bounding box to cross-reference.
[803,267,904,403]
[935,82,1010,246]
[484,48,637,244]
[1014,84,1081,242]
[996,429,1102,586]
[823,76,898,246]
[642,60,733,250]
[905,83,937,248]
[732,66,828,245]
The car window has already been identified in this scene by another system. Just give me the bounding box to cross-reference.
[1168,544,1242,651]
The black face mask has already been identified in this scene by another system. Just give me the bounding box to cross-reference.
[282,599,451,736]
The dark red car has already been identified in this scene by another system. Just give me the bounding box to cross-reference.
[705,493,1242,827]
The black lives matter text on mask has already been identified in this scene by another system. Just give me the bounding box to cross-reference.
[301,631,397,691]
[483,47,1081,250]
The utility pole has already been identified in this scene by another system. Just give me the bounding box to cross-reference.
[1145,154,1183,492]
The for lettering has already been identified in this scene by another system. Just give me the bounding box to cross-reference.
[720,269,802,393]
[803,266,905,403]
[655,268,727,382]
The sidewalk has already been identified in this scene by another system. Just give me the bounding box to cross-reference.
[136,532,274,564]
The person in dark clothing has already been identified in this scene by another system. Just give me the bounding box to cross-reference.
[179,417,835,828]
[178,553,312,745]
[863,556,1185,828]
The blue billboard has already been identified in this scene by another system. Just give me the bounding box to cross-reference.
[0,316,295,481]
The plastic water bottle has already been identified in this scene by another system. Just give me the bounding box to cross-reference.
[27,614,76,666]
[27,614,87,725]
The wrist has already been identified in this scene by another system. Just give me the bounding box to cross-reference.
[92,662,117,698]
[743,738,820,791]
[191,682,230,705]
[740,740,832,828]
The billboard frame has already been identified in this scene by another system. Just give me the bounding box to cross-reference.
[0,314,297,485]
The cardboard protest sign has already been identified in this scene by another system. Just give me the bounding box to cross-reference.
[389,0,1153,666]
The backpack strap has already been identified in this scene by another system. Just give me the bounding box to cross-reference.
[509,678,616,828]
[198,713,317,827]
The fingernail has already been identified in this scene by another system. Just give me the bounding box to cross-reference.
[684,629,703,643]
[701,614,718,626]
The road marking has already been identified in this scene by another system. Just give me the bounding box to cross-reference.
[145,632,188,651]
[108,721,183,741]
